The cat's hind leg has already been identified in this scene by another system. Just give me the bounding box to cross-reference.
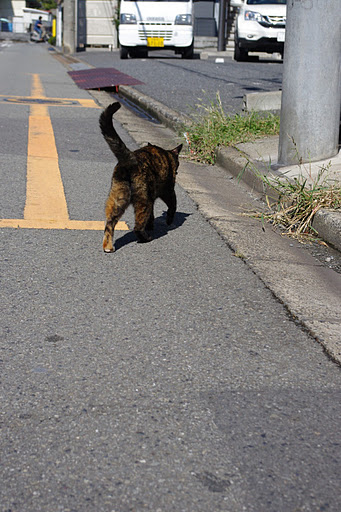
[103,180,130,252]
[161,189,177,225]
[133,200,153,243]
[145,207,154,232]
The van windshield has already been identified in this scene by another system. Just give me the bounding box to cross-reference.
[247,0,286,4]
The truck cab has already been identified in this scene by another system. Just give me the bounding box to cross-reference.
[119,0,194,59]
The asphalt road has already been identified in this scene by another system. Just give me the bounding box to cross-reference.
[74,48,283,116]
[1,42,340,512]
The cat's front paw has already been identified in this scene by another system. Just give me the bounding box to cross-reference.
[103,233,115,253]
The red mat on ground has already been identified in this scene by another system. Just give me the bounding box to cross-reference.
[68,67,144,89]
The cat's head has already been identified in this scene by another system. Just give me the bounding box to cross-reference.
[170,144,183,175]
[147,142,183,176]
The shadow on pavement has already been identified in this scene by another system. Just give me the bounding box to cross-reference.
[114,211,191,251]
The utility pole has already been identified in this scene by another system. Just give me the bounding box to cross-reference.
[278,0,341,165]
[218,0,227,51]
[56,0,62,48]
[63,0,76,54]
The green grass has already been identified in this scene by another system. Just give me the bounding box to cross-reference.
[183,93,280,164]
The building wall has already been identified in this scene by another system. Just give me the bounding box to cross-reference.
[78,0,118,48]
[0,0,25,19]
[194,0,219,37]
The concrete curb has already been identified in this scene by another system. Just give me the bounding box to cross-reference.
[215,145,280,200]
[118,85,191,132]
[312,210,341,253]
[243,90,282,112]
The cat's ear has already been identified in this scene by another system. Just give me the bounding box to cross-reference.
[147,142,153,146]
[171,144,183,156]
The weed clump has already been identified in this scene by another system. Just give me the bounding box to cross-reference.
[183,93,280,164]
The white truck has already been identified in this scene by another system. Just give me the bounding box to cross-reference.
[118,0,194,59]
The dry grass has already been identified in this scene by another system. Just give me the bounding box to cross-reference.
[249,164,341,242]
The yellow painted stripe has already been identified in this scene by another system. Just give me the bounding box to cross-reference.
[28,116,58,158]
[0,219,127,231]
[31,73,45,98]
[25,155,69,221]
[24,74,69,222]
[68,98,100,108]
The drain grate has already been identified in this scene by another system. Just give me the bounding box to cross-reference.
[68,67,144,90]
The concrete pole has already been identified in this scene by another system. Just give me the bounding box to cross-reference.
[56,2,62,48]
[218,0,226,51]
[278,0,341,165]
[63,0,76,54]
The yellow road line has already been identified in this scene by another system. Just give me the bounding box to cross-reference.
[31,73,45,98]
[0,218,127,230]
[0,219,127,230]
[0,73,128,232]
[0,219,103,230]
[24,74,69,222]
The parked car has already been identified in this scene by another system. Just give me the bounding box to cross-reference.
[232,0,286,61]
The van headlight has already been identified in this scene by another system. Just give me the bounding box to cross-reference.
[244,10,264,22]
[175,14,192,25]
[120,13,137,24]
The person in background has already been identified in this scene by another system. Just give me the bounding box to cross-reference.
[34,16,45,40]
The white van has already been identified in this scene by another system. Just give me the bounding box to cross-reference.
[232,0,286,61]
[118,0,194,59]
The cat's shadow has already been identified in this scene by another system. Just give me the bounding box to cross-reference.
[114,211,191,251]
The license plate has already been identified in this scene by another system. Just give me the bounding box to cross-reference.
[147,37,164,47]
[277,31,285,42]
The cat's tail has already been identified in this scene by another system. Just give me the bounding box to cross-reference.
[99,102,137,165]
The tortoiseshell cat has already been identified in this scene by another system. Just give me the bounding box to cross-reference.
[100,102,182,252]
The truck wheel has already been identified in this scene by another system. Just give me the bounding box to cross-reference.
[120,46,129,59]
[129,48,140,58]
[182,43,194,59]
